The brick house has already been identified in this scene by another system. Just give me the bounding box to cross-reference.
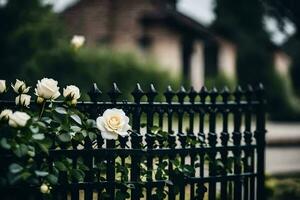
[62,0,228,90]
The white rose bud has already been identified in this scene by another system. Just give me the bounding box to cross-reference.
[40,183,50,194]
[11,79,30,94]
[0,80,6,93]
[36,96,45,104]
[0,109,13,121]
[35,78,60,100]
[8,111,31,128]
[63,85,80,104]
[96,108,131,140]
[71,35,85,49]
[15,94,31,107]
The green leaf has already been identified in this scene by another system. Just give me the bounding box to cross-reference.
[86,119,96,128]
[46,174,58,185]
[54,161,67,171]
[29,126,39,134]
[58,133,71,142]
[70,114,82,125]
[88,132,97,141]
[55,107,67,115]
[9,163,23,174]
[32,133,45,140]
[14,144,28,157]
[0,138,11,149]
[34,170,49,177]
[70,125,81,132]
[71,169,84,182]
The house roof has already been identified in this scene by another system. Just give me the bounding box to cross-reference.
[140,8,216,40]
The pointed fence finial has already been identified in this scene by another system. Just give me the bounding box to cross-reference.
[221,86,230,103]
[146,83,158,103]
[209,87,218,104]
[131,83,144,103]
[255,83,264,101]
[234,85,244,103]
[199,86,208,103]
[245,85,253,102]
[177,86,187,104]
[108,82,121,103]
[188,86,197,103]
[88,83,102,102]
[164,85,175,104]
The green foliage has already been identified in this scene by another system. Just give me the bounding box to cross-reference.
[266,176,300,200]
[0,0,178,100]
[212,0,300,121]
[27,47,179,100]
[0,0,64,80]
[205,73,236,91]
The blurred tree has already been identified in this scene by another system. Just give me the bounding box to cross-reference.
[0,0,63,81]
[212,0,300,120]
[262,0,300,95]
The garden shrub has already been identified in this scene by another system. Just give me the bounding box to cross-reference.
[22,45,180,101]
[266,176,300,200]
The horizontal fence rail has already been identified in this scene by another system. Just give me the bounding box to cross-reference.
[0,83,266,200]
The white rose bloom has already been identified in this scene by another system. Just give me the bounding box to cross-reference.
[71,35,85,49]
[8,111,31,128]
[11,79,30,94]
[0,109,13,120]
[15,94,31,107]
[63,85,80,102]
[0,80,6,93]
[35,78,60,100]
[96,108,131,140]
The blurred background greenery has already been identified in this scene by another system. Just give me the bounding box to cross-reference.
[0,0,299,121]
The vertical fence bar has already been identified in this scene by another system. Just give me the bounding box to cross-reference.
[107,83,122,199]
[188,87,197,199]
[196,86,208,199]
[220,86,230,200]
[232,86,243,200]
[131,84,144,200]
[88,83,103,199]
[208,87,218,200]
[145,84,157,199]
[177,86,187,200]
[243,85,254,200]
[164,86,176,200]
[255,84,266,200]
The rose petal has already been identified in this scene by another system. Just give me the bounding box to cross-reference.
[101,131,118,140]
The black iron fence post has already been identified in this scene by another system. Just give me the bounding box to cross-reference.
[255,84,267,200]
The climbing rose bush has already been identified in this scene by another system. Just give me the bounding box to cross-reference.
[0,78,198,199]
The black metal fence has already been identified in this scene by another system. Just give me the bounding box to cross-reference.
[0,83,266,200]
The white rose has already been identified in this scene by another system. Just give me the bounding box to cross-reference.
[96,108,131,140]
[11,79,30,94]
[0,109,12,120]
[40,183,50,194]
[35,78,60,100]
[63,85,80,103]
[71,35,85,49]
[0,80,6,93]
[8,111,31,128]
[15,94,31,107]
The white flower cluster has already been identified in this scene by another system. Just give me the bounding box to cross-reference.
[0,78,82,128]
[0,109,30,128]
